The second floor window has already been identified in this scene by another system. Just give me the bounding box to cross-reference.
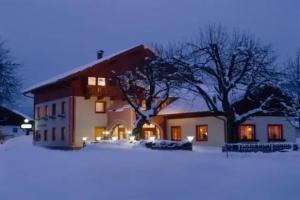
[44,105,48,117]
[36,106,40,119]
[61,101,66,114]
[88,77,96,85]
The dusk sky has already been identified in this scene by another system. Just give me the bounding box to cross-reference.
[0,0,299,114]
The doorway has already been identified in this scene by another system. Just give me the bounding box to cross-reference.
[95,127,105,140]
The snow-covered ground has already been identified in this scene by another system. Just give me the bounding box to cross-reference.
[1,136,300,200]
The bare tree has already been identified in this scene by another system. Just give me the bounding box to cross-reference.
[0,39,21,105]
[281,49,300,128]
[115,54,173,139]
[171,25,289,143]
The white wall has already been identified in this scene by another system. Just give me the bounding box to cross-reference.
[166,116,226,147]
[34,97,70,148]
[74,96,113,147]
[244,116,296,143]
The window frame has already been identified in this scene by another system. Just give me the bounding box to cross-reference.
[267,124,284,141]
[88,77,97,86]
[44,105,49,117]
[195,125,208,141]
[36,106,41,119]
[95,101,106,113]
[239,124,256,142]
[171,126,182,141]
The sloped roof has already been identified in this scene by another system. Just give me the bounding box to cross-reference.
[23,44,150,94]
[0,106,33,125]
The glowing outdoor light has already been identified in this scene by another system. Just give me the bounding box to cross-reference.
[21,124,32,129]
[82,137,88,142]
[112,136,118,141]
[149,136,156,143]
[187,136,194,142]
[24,118,30,123]
[104,131,110,135]
[127,130,132,135]
[96,137,101,142]
[129,136,135,142]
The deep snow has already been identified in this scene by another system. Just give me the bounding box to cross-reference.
[1,136,300,200]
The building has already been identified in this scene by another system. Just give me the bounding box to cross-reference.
[0,106,33,141]
[23,44,297,149]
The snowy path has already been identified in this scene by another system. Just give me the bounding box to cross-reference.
[1,136,300,200]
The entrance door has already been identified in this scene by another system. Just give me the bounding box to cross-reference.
[142,128,157,140]
[118,127,127,139]
[95,127,105,140]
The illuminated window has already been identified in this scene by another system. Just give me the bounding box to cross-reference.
[44,105,48,117]
[61,101,66,114]
[44,130,48,141]
[141,100,146,110]
[268,124,283,141]
[88,77,96,85]
[52,103,56,116]
[239,124,255,141]
[61,127,65,141]
[97,77,106,86]
[196,125,208,141]
[171,126,182,141]
[51,128,56,141]
[95,101,106,113]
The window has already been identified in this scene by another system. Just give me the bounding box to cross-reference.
[239,124,255,141]
[35,130,41,141]
[97,77,106,86]
[44,130,48,141]
[61,101,66,114]
[52,103,56,116]
[268,124,283,141]
[44,105,48,117]
[95,101,106,113]
[171,126,182,141]
[12,127,18,133]
[52,128,56,141]
[61,127,65,141]
[36,106,40,119]
[88,77,96,85]
[196,125,208,141]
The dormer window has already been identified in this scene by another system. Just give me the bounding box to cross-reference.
[97,77,106,86]
[88,77,96,85]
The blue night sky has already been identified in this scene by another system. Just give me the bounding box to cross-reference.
[0,0,299,115]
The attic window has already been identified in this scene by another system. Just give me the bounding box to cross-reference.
[88,77,96,85]
[97,77,106,86]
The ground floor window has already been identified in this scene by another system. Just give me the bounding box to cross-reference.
[196,125,208,141]
[35,130,41,141]
[239,124,255,141]
[171,126,182,141]
[61,127,65,141]
[142,124,161,140]
[52,128,56,141]
[268,124,283,141]
[44,130,48,141]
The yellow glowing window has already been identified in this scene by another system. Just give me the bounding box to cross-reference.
[239,125,255,141]
[268,124,283,141]
[196,125,208,141]
[88,77,96,85]
[171,126,182,141]
[97,77,106,86]
[95,101,106,113]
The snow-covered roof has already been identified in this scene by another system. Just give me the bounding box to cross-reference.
[23,44,148,93]
[0,105,33,121]
[159,90,211,115]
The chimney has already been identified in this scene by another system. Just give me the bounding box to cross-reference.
[97,50,104,59]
